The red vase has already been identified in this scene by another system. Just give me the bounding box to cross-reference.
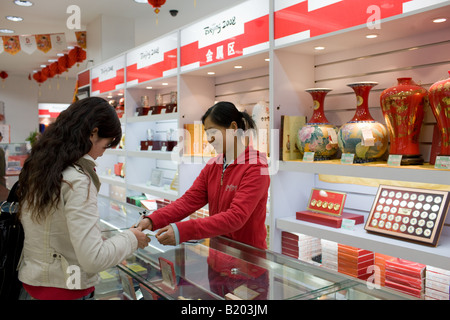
[429,71,450,156]
[297,88,339,160]
[337,82,388,162]
[380,77,427,165]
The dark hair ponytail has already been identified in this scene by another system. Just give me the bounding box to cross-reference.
[201,101,256,130]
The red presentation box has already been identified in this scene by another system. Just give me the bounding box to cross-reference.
[296,210,364,228]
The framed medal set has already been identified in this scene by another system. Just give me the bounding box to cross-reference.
[365,185,450,247]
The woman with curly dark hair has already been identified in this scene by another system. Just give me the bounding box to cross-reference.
[17,97,150,300]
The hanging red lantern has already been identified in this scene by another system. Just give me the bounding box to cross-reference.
[68,49,78,67]
[148,0,166,14]
[0,71,8,81]
[33,71,47,84]
[72,46,86,65]
[58,54,70,71]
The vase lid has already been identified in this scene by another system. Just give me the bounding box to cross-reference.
[347,81,378,87]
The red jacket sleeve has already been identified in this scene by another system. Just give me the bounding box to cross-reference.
[175,164,269,244]
[149,164,209,230]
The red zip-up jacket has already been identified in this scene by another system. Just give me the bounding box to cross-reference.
[148,146,270,250]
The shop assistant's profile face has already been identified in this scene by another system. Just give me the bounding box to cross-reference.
[204,115,237,155]
[88,128,115,160]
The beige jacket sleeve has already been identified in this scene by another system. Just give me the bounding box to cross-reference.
[62,169,138,274]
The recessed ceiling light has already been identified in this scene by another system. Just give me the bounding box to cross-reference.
[162,82,169,86]
[6,16,23,22]
[67,46,75,50]
[234,65,243,69]
[314,46,325,50]
[146,86,152,89]
[14,0,33,7]
[0,29,14,34]
[265,58,270,62]
[207,72,215,75]
[366,34,378,39]
[56,53,65,57]
[133,0,148,3]
[40,65,47,68]
[48,59,58,62]
[433,17,447,23]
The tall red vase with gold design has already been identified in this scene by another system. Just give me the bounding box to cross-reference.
[380,77,427,165]
[429,71,450,157]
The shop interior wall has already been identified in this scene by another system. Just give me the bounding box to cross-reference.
[0,74,76,142]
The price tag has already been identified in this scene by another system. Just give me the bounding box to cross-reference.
[361,127,374,146]
[341,153,355,164]
[303,152,315,162]
[388,154,402,166]
[435,156,450,169]
[341,218,355,231]
[327,128,338,144]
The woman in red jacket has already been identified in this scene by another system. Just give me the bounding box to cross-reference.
[137,101,270,250]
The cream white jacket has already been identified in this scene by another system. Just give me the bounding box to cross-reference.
[18,155,138,289]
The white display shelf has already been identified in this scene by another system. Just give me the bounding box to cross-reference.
[127,113,178,123]
[99,175,126,188]
[127,150,174,161]
[127,182,178,201]
[279,160,450,186]
[104,149,126,156]
[277,216,450,270]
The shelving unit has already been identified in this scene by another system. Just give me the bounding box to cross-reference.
[83,0,450,288]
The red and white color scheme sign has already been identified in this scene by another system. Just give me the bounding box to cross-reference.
[77,69,90,88]
[91,55,125,95]
[180,0,269,72]
[274,0,449,47]
[126,32,178,86]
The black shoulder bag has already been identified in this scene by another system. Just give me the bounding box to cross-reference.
[0,182,23,300]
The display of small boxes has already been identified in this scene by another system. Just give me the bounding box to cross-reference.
[337,244,374,280]
[425,266,450,300]
[384,258,426,299]
[321,239,338,271]
[281,231,321,263]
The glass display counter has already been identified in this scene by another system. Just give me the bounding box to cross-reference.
[98,199,414,300]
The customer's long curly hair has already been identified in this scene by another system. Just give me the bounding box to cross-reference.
[18,97,122,222]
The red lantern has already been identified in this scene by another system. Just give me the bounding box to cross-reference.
[58,54,70,71]
[68,49,78,67]
[72,46,86,65]
[33,71,47,84]
[0,71,8,81]
[148,0,166,13]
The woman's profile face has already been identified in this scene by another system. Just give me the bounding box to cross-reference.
[204,116,237,155]
[88,129,115,160]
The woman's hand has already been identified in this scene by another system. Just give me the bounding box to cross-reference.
[130,228,151,249]
[136,217,153,231]
[155,225,176,246]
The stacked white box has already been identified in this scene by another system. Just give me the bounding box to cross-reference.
[321,239,338,271]
[281,231,321,263]
[425,266,450,300]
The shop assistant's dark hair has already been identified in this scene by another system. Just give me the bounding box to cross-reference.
[18,97,121,222]
[201,101,256,130]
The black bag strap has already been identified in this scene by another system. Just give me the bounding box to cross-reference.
[7,181,19,203]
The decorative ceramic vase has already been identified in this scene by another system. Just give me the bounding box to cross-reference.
[380,77,427,165]
[429,71,450,156]
[338,82,388,162]
[297,88,339,160]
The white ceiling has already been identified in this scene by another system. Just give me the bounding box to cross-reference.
[0,0,245,77]
[1,1,449,80]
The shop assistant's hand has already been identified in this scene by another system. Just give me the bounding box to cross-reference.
[155,225,176,246]
[130,228,151,249]
[136,217,153,231]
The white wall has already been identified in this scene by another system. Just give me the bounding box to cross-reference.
[0,74,76,143]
